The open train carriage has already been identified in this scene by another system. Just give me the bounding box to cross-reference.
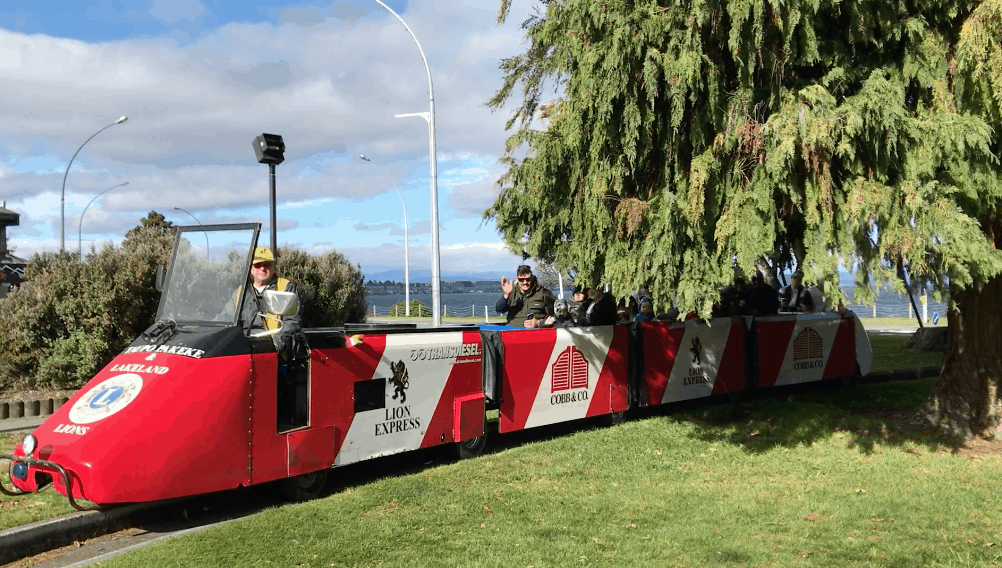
[1,221,873,507]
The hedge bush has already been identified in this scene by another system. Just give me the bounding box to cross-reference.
[0,213,367,394]
[389,300,432,317]
[275,247,367,328]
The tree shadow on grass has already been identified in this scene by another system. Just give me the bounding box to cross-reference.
[663,377,966,455]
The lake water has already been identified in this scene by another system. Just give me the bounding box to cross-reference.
[366,287,950,321]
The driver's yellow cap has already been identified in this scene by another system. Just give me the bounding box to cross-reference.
[253,247,276,263]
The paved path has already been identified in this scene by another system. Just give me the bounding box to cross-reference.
[0,416,44,433]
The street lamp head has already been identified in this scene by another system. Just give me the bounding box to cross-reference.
[253,133,285,165]
[115,116,128,124]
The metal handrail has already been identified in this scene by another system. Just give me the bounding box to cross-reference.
[0,454,99,511]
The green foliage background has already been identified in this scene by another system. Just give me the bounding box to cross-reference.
[0,212,367,394]
[488,0,1002,315]
[276,248,368,328]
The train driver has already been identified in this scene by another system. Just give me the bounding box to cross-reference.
[232,246,303,354]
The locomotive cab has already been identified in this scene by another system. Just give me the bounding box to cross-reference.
[0,223,319,505]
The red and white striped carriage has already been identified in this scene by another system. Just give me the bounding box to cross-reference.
[1,224,872,506]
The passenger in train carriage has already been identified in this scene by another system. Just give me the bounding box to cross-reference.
[496,264,556,327]
[732,275,754,315]
[780,269,815,312]
[635,297,655,322]
[807,277,831,312]
[571,284,589,311]
[552,299,576,328]
[617,306,632,322]
[580,284,617,326]
[711,288,734,318]
[747,272,781,316]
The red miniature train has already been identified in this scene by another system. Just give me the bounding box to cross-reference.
[1,224,872,507]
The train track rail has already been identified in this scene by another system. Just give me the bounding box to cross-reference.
[1,366,939,567]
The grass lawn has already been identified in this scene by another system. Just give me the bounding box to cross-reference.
[868,334,942,373]
[0,331,941,537]
[100,376,1002,568]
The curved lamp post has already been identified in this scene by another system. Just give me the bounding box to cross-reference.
[173,207,211,260]
[77,181,129,261]
[370,0,441,326]
[360,154,410,316]
[61,116,128,253]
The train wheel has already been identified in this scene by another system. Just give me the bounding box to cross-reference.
[280,470,328,502]
[455,434,487,459]
[604,410,627,426]
[843,363,861,388]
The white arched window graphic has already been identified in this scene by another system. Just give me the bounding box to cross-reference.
[552,346,589,392]
[793,328,823,360]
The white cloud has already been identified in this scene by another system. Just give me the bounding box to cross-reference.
[0,0,539,278]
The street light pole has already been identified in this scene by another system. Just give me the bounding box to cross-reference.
[173,207,211,260]
[77,181,129,262]
[370,0,442,327]
[61,116,128,253]
[360,154,410,316]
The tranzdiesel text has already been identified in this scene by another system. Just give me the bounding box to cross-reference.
[410,343,481,361]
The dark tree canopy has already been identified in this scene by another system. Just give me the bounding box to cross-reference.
[489,0,1002,309]
[489,0,1002,437]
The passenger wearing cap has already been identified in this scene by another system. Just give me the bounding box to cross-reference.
[552,299,576,328]
[578,283,617,326]
[233,246,303,353]
[570,284,589,311]
[635,297,655,322]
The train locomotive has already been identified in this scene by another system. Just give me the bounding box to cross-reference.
[1,223,873,507]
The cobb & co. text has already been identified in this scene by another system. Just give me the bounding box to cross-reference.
[551,389,589,406]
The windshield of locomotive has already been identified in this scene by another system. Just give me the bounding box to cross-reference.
[157,227,256,324]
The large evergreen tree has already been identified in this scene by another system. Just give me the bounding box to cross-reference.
[488,0,1002,438]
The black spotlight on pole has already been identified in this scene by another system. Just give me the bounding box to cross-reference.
[253,133,286,255]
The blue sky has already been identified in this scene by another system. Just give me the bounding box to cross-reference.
[1,0,533,280]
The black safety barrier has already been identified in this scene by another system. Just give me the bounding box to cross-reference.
[479,329,505,405]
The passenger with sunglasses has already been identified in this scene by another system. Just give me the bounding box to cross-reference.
[229,247,303,354]
[495,264,556,327]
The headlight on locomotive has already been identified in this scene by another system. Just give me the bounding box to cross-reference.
[21,434,37,455]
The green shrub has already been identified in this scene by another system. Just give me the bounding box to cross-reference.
[0,212,175,392]
[0,215,367,395]
[389,300,431,317]
[276,248,367,327]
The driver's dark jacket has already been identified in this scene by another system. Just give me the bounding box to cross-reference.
[238,277,302,353]
[495,283,556,326]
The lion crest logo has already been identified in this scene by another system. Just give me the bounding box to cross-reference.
[690,337,702,365]
[389,360,410,404]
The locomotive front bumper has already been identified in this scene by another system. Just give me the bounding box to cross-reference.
[0,453,98,511]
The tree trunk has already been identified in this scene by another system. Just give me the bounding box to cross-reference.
[919,275,1002,439]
